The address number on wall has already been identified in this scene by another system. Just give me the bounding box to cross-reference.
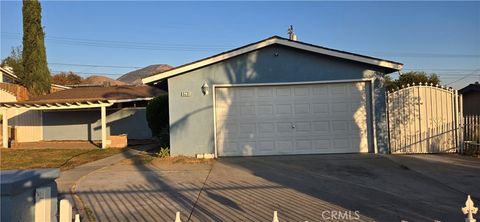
[181,91,192,97]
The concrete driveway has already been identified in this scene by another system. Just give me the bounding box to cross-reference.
[74,154,479,222]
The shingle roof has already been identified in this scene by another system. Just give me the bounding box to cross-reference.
[459,82,480,94]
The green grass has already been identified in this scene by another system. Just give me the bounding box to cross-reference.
[0,148,124,171]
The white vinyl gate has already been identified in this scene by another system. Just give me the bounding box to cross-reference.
[387,83,462,154]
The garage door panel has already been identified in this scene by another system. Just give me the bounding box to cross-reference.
[238,123,256,138]
[293,86,309,96]
[257,122,275,132]
[216,82,371,156]
[275,104,293,115]
[331,120,349,132]
[312,121,330,132]
[257,140,275,153]
[332,138,351,149]
[351,102,365,112]
[275,87,292,97]
[275,140,294,153]
[238,88,255,99]
[312,86,329,97]
[257,88,273,97]
[239,105,256,116]
[294,121,312,132]
[296,140,313,151]
[238,141,256,155]
[256,104,274,116]
[313,139,331,149]
[277,122,294,133]
[217,122,238,138]
[330,85,348,96]
[312,103,329,114]
[294,103,310,114]
[331,102,350,113]
[351,137,369,153]
[217,141,239,156]
[216,104,237,117]
[215,88,235,103]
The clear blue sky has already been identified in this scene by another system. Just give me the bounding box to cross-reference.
[1,1,479,89]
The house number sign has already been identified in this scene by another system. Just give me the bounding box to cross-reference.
[181,91,192,97]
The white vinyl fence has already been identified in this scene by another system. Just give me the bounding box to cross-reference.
[387,83,462,154]
[463,115,480,155]
[59,199,80,222]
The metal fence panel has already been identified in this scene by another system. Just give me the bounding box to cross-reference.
[387,84,460,154]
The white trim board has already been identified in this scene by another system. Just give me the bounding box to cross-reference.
[212,79,377,157]
[143,36,403,84]
[0,67,18,80]
[213,78,374,88]
[0,102,113,110]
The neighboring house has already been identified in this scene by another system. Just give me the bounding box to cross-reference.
[1,85,165,148]
[1,65,70,101]
[0,66,17,83]
[0,66,72,145]
[142,36,403,157]
[459,82,480,115]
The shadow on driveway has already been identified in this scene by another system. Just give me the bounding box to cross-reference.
[75,153,478,221]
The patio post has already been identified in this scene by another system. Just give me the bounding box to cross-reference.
[101,105,107,149]
[2,108,8,148]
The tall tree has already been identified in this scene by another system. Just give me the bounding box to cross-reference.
[1,47,24,83]
[52,71,83,85]
[22,0,51,95]
[385,71,441,91]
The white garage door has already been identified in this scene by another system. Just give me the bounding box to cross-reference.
[215,82,371,156]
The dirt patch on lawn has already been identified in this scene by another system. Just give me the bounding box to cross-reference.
[151,156,213,171]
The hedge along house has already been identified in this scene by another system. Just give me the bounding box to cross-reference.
[143,36,403,157]
[1,85,165,148]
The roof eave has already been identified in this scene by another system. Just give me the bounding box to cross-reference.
[459,84,480,94]
[142,36,403,84]
[0,100,113,110]
[0,67,18,79]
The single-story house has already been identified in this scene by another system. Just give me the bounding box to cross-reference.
[142,36,403,157]
[1,65,71,101]
[1,68,72,145]
[459,82,480,115]
[1,85,165,148]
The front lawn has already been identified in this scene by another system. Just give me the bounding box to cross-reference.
[0,148,124,171]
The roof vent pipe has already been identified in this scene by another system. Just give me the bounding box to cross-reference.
[288,25,297,41]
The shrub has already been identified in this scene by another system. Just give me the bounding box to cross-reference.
[146,94,169,146]
[158,146,170,158]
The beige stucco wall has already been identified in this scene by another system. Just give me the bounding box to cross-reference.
[0,89,16,102]
[1,90,43,143]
